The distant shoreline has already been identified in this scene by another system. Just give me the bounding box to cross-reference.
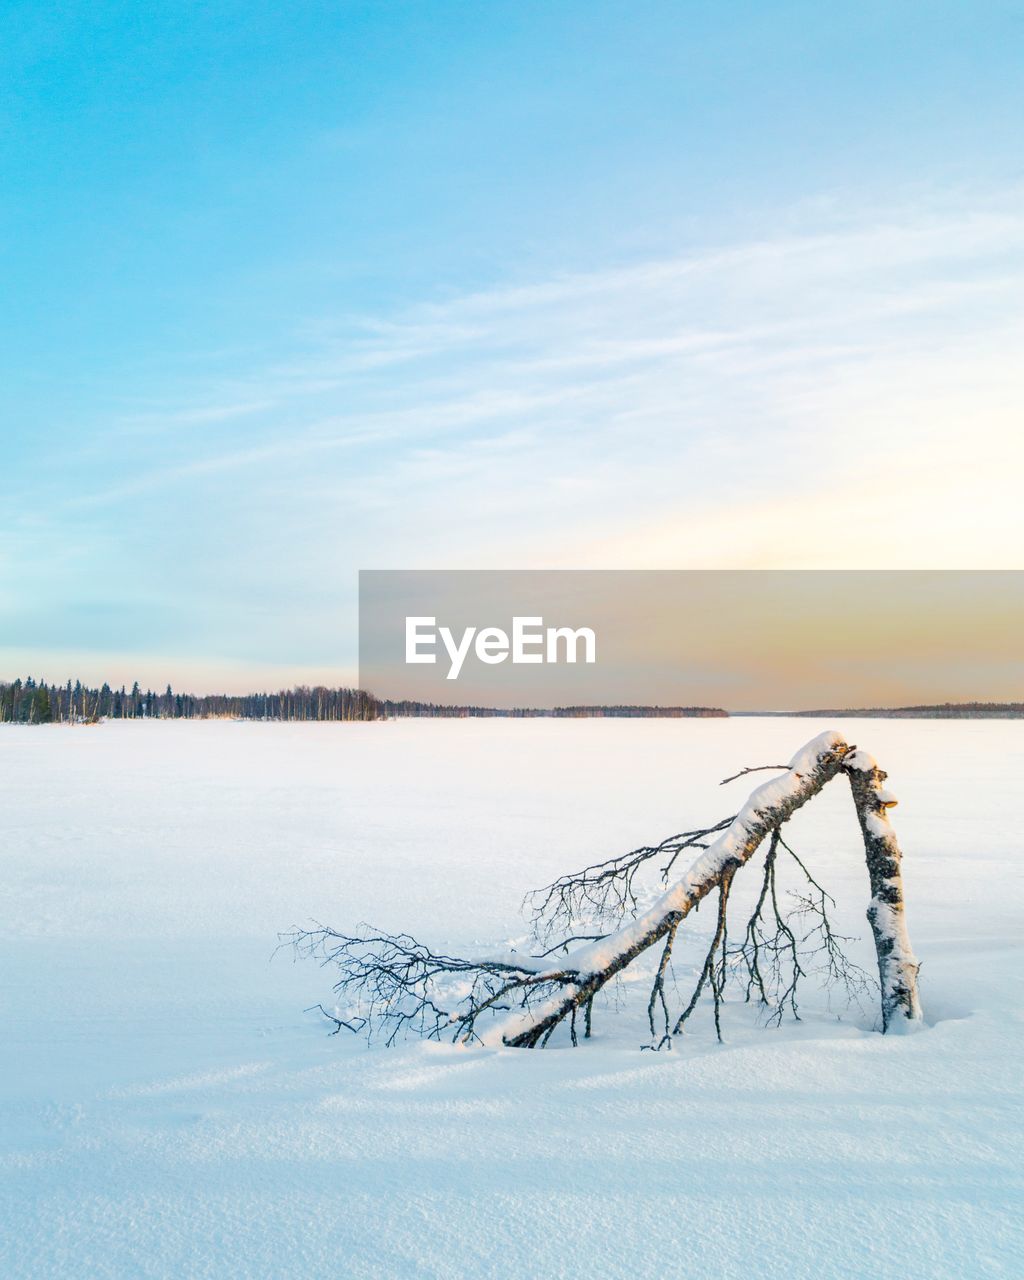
[3,678,1023,723]
[734,703,1024,719]
[0,679,726,723]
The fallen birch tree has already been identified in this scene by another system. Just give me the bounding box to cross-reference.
[289,730,922,1048]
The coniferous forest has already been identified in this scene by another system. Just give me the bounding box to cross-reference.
[0,678,379,723]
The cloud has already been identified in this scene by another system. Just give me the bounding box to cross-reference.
[9,189,1024,667]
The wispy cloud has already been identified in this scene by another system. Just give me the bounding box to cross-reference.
[7,190,1024,674]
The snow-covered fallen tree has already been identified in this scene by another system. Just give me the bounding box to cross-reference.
[289,731,922,1048]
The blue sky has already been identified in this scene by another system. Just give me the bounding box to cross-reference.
[2,1,1023,690]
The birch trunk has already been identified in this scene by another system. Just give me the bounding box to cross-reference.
[846,751,923,1031]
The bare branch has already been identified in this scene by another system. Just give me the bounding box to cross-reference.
[645,922,679,1050]
[524,817,735,942]
[285,924,576,1046]
[719,763,790,786]
[674,865,737,1041]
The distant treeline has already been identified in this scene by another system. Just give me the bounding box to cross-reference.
[378,701,727,719]
[8,680,1020,723]
[0,678,727,724]
[784,702,1024,719]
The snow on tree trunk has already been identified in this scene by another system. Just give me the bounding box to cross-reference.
[846,750,923,1032]
[496,730,855,1047]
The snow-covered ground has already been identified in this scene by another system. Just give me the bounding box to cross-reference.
[2,718,1021,1278]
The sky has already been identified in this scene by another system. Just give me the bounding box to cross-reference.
[2,1,1023,692]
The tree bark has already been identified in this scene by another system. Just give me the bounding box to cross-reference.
[846,751,923,1031]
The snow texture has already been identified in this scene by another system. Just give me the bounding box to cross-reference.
[1,719,1022,1278]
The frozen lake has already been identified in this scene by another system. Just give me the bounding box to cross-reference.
[2,718,1022,1278]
